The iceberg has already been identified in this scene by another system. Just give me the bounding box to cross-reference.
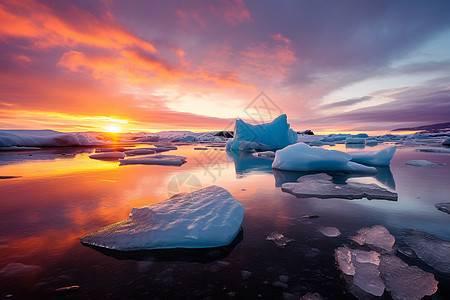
[119,155,186,166]
[272,143,377,173]
[238,141,271,152]
[0,130,83,147]
[89,152,125,160]
[403,229,450,273]
[226,114,297,151]
[81,185,244,250]
[349,146,396,166]
[281,174,397,200]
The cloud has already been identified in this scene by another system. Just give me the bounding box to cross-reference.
[319,96,372,109]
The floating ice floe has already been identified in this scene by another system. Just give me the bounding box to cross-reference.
[254,151,276,157]
[415,148,450,153]
[403,229,450,273]
[281,173,397,201]
[350,225,395,252]
[349,146,396,166]
[335,225,438,299]
[319,227,341,237]
[81,185,244,250]
[406,159,443,167]
[435,202,450,214]
[345,137,366,144]
[272,143,377,173]
[119,154,186,166]
[266,231,295,248]
[226,114,297,151]
[89,152,125,160]
[379,254,438,300]
[194,147,208,150]
[124,148,156,156]
[0,130,88,147]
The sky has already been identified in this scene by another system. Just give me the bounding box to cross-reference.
[0,0,449,134]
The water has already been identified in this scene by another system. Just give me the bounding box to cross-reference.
[0,144,449,299]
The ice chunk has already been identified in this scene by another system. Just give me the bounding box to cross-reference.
[133,135,160,143]
[272,143,376,173]
[353,261,385,296]
[406,160,442,167]
[403,229,450,273]
[415,148,450,153]
[119,155,186,166]
[124,149,156,156]
[0,130,82,147]
[379,254,438,300]
[81,186,244,250]
[281,177,398,201]
[266,231,295,248]
[365,140,378,146]
[226,114,297,151]
[349,146,396,166]
[345,137,366,144]
[319,227,341,237]
[89,152,125,160]
[435,202,450,214]
[335,246,356,275]
[300,293,323,300]
[350,225,395,252]
[254,151,276,157]
[442,137,450,145]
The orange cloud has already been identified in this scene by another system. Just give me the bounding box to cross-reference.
[0,0,157,52]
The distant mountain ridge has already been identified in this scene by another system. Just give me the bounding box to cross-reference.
[392,122,450,132]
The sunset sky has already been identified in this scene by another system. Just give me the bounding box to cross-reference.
[1,0,449,134]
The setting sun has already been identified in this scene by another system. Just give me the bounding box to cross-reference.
[104,125,121,133]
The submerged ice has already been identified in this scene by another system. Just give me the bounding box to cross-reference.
[81,186,244,250]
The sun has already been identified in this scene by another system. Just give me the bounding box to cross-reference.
[104,125,121,133]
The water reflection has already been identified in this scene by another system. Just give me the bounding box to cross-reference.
[226,151,273,174]
[272,166,395,190]
[0,147,93,165]
[82,229,243,263]
[345,143,366,149]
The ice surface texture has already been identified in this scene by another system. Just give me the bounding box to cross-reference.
[124,149,156,156]
[226,114,297,151]
[81,186,244,250]
[403,229,450,273]
[0,130,85,147]
[281,174,398,200]
[349,146,396,166]
[335,225,438,299]
[272,143,377,173]
[119,155,186,166]
[266,231,295,248]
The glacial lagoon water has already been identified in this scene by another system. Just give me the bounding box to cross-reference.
[0,144,449,299]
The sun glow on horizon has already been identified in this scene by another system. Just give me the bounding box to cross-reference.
[104,125,122,133]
